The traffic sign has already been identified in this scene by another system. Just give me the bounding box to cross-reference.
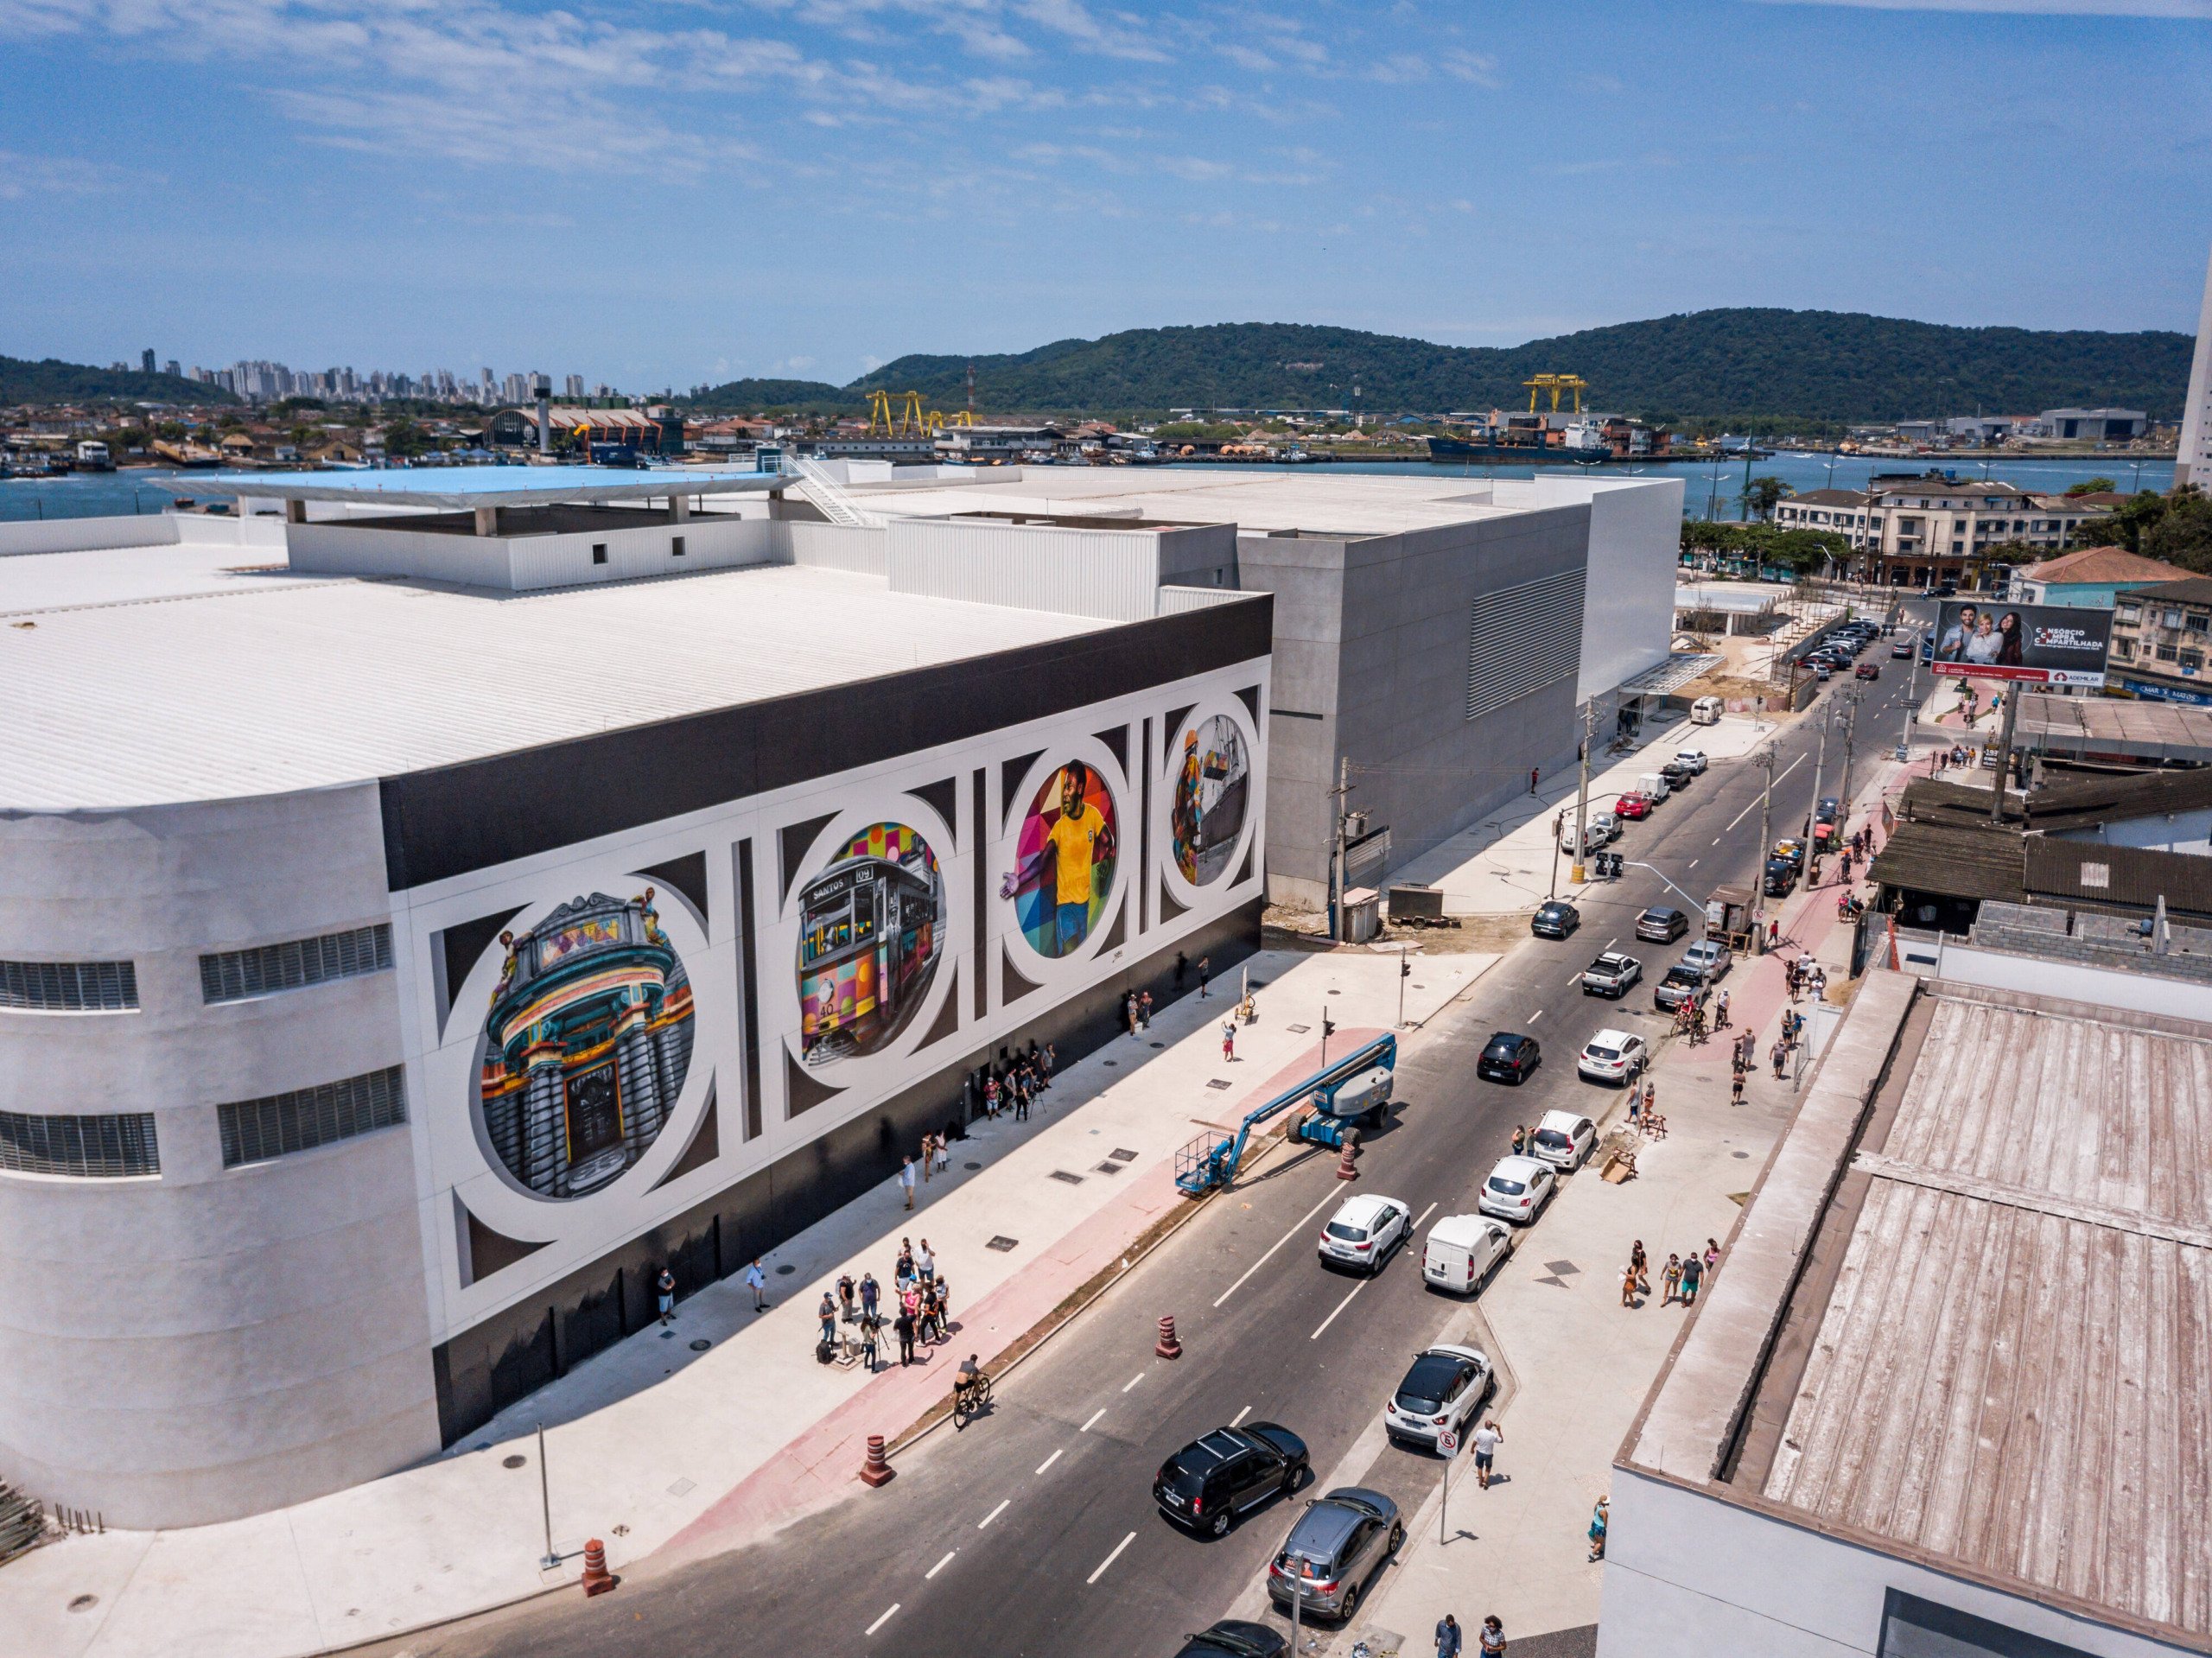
[1438,1429,1459,1456]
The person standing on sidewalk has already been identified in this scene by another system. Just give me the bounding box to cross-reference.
[1771,1039,1788,1080]
[1661,1253,1683,1305]
[747,1258,769,1312]
[1221,1020,1236,1062]
[818,1293,837,1350]
[1715,988,1730,1031]
[1587,1497,1609,1562]
[1731,1070,1745,1107]
[918,1240,936,1283]
[1198,956,1212,997]
[1139,990,1153,1029]
[1620,1261,1640,1307]
[656,1266,677,1326]
[1472,1419,1503,1490]
[1630,1240,1649,1297]
[1435,1614,1463,1657]
[894,1305,916,1366]
[860,1272,880,1320]
[1681,1249,1704,1305]
[899,1154,917,1210]
[1480,1613,1507,1655]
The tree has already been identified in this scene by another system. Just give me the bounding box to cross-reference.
[2142,485,2212,573]
[2063,477,2117,497]
[382,417,430,460]
[1741,476,1791,521]
[2075,491,2171,554]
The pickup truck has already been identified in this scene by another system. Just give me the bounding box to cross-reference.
[1580,951,1643,999]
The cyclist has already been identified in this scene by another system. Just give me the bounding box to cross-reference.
[955,1353,984,1407]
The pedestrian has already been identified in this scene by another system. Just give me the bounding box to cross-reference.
[657,1265,677,1325]
[1125,991,1139,1035]
[1767,918,1779,950]
[1174,950,1187,989]
[918,1240,936,1283]
[1139,990,1153,1029]
[1620,1261,1639,1306]
[1642,1079,1656,1123]
[1705,1237,1721,1274]
[894,1305,915,1365]
[837,1272,856,1319]
[1472,1418,1503,1490]
[1480,1614,1507,1656]
[1681,1249,1703,1305]
[899,1153,917,1210]
[1510,1123,1528,1158]
[1630,1240,1649,1296]
[936,1132,952,1174]
[819,1293,837,1349]
[747,1257,769,1312]
[920,1132,936,1183]
[860,1271,880,1319]
[1772,1039,1787,1080]
[1627,1087,1641,1128]
[897,1238,915,1283]
[1530,764,1541,794]
[1041,1042,1057,1087]
[984,1075,1001,1118]
[1198,956,1211,998]
[1435,1613,1464,1658]
[861,1317,880,1373]
[1662,1253,1683,1305]
[1715,989,1730,1030]
[1014,1073,1030,1121]
[1731,1070,1745,1107]
[1587,1497,1608,1562]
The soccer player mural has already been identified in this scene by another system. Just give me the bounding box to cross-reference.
[1006,759,1120,960]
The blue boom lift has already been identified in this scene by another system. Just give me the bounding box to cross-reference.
[1173,1032,1398,1197]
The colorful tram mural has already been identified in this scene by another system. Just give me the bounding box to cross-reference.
[798,823,946,1066]
[479,889,695,1199]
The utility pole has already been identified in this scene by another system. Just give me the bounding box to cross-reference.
[1803,700,1830,842]
[1897,618,1922,763]
[1329,755,1352,943]
[1571,697,1596,885]
[1988,681,2024,824]
[965,362,976,418]
[1753,746,1777,945]
[1837,689,1864,828]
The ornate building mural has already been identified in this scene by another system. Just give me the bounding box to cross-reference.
[477,889,695,1199]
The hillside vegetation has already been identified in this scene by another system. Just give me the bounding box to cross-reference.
[0,355,237,407]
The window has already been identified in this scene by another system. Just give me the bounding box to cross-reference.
[200,924,391,1003]
[591,543,607,565]
[2163,609,2184,630]
[2189,613,2209,635]
[1466,569,1583,720]
[2113,637,2134,658]
[2180,650,2203,671]
[671,536,687,557]
[0,1109,159,1177]
[0,959,138,1013]
[217,1064,407,1167]
[2158,643,2180,662]
[2117,603,2140,622]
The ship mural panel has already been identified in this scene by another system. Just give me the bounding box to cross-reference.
[478,889,694,1199]
[1171,715,1250,886]
[797,822,946,1066]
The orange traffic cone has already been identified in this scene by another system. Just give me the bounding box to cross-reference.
[579,1538,616,1598]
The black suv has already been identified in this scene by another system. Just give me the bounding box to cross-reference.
[1477,1032,1541,1083]
[1173,1623,1287,1658]
[1154,1423,1309,1536]
[1635,905,1688,943]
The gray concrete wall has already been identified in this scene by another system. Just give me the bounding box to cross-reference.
[0,786,440,1528]
[1236,532,1348,907]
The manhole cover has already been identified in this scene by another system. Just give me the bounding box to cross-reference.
[1049,1169,1084,1185]
[1094,1161,1124,1175]
[1149,1041,1165,1049]
[1206,1078,1233,1089]
[1103,1059,1118,1067]
[964,1160,982,1170]
[1732,1150,1751,1159]
[1287,1023,1310,1033]
[1414,983,1427,989]
[1327,989,1342,995]
[69,1595,97,1614]
[690,1338,712,1351]
[987,1236,1020,1252]
[502,1454,527,1470]
[776,1264,796,1275]
[1110,1147,1139,1161]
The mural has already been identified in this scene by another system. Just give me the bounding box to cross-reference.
[479,889,695,1199]
[797,822,946,1066]
[1171,715,1251,886]
[1004,759,1120,959]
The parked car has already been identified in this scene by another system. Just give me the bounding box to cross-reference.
[1154,1424,1311,1536]
[1659,759,1694,788]
[1173,1623,1288,1658]
[1383,1344,1494,1452]
[1530,899,1580,939]
[1855,662,1881,680]
[1652,962,1708,1013]
[1266,1488,1404,1623]
[1587,810,1620,843]
[1477,1032,1541,1083]
[1813,662,1834,680]
[1635,905,1688,943]
[1576,1029,1649,1084]
[1673,749,1708,775]
[1478,1154,1558,1223]
[1682,938,1733,979]
[1614,791,1653,821]
[1421,1215,1511,1294]
[1528,1109,1597,1171]
[1764,854,1798,898]
[1771,838,1805,873]
[1580,950,1642,998]
[1891,639,1915,659]
[1318,1193,1412,1275]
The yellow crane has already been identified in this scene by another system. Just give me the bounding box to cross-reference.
[1522,373,1589,414]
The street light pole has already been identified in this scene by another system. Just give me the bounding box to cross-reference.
[1803,701,1830,842]
[1753,748,1777,944]
[1571,697,1596,885]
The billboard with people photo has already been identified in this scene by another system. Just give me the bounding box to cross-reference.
[1930,600,2111,686]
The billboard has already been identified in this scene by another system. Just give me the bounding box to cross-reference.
[1929,600,2111,686]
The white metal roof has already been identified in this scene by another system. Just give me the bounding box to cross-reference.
[200,466,788,510]
[0,554,1103,811]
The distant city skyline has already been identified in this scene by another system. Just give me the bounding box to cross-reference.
[2,2,2207,390]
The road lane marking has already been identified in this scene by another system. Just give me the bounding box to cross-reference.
[867,1605,899,1636]
[1713,837,1721,846]
[1311,1281,1365,1341]
[1722,754,1805,832]
[1036,1449,1063,1476]
[1529,1008,1545,1022]
[979,1499,1010,1529]
[1087,1531,1137,1585]
[1230,1405,1252,1427]
[1122,1371,1146,1393]
[1414,1201,1438,1230]
[1080,1408,1105,1432]
[1565,967,1584,986]
[925,1552,955,1580]
[1688,859,1699,870]
[1604,937,1617,950]
[1213,1188,1344,1308]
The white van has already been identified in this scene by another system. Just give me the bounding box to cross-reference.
[1422,1214,1511,1293]
[1690,696,1722,726]
[1637,770,1671,803]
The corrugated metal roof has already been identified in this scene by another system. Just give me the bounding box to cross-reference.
[1870,818,2029,903]
[1761,988,2212,1641]
[0,559,1103,811]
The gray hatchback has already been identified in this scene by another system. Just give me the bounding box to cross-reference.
[1264,1487,1404,1623]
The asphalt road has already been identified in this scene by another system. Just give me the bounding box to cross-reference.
[401,630,1923,1658]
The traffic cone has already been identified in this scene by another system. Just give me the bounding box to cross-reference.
[859,1433,895,1487]
[1155,1315,1182,1359]
[579,1539,616,1598]
[1335,1139,1358,1180]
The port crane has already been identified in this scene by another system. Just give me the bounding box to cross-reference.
[866,391,979,437]
[1523,373,1589,414]
[1173,1032,1398,1196]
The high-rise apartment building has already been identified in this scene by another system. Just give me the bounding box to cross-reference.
[140,348,156,374]
[565,373,585,398]
[2181,240,2212,489]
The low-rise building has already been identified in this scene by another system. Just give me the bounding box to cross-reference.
[2008,543,2190,607]
[1770,474,2105,588]
[2034,404,2150,441]
[2107,575,2212,704]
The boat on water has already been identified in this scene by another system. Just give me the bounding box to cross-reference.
[1427,417,1611,466]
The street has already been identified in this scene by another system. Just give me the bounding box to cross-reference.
[391,645,1921,1658]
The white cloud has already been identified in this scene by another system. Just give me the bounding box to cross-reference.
[1757,0,2212,14]
[1014,0,1171,60]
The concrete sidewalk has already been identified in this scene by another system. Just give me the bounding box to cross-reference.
[6,948,1497,1658]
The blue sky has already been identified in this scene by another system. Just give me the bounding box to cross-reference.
[1,0,2208,391]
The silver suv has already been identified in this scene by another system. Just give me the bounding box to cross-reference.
[1266,1487,1404,1623]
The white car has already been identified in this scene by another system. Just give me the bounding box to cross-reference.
[1319,1192,1412,1275]
[1478,1155,1557,1225]
[1384,1343,1494,1452]
[1422,1214,1511,1293]
[1577,1028,1649,1085]
[1673,749,1708,775]
[1528,1109,1597,1171]
[1588,810,1620,843]
[1681,938,1733,979]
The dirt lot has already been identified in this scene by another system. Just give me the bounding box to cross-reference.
[1263,906,1530,955]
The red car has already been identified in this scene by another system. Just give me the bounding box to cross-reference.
[1854,662,1881,681]
[1614,791,1653,820]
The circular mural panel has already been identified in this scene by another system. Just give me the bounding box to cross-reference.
[476,887,695,1201]
[1171,714,1252,886]
[1006,759,1120,960]
[795,822,947,1068]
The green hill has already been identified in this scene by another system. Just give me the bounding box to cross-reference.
[685,377,854,415]
[842,309,2193,424]
[0,355,236,407]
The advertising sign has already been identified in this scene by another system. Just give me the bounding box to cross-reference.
[1929,600,2111,686]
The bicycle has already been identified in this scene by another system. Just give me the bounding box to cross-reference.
[951,1369,994,1429]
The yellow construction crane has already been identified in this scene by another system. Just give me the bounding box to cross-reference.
[1522,373,1589,414]
[868,390,975,435]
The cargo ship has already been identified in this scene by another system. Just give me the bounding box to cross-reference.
[1427,417,1611,465]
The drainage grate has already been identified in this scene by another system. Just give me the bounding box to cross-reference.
[987,1235,1020,1252]
[1207,1078,1233,1090]
[775,1264,796,1275]
[1109,1147,1139,1161]
[1149,1041,1165,1049]
[1049,1169,1084,1185]
[667,1477,696,1498]
[690,1338,712,1351]
[502,1454,527,1470]
[964,1160,982,1170]
[1287,1023,1311,1034]
[1094,1161,1125,1176]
